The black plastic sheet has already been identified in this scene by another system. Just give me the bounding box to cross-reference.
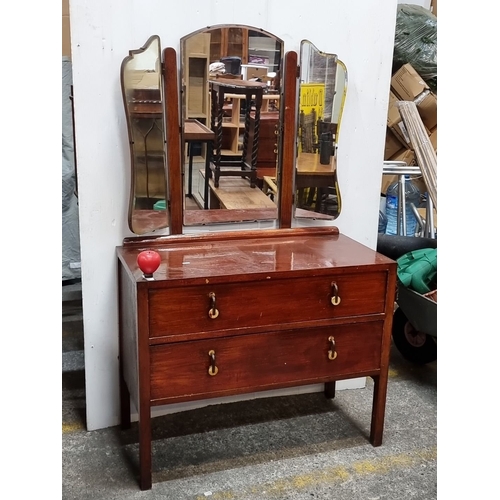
[393,4,437,92]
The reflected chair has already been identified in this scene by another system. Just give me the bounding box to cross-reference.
[209,78,267,189]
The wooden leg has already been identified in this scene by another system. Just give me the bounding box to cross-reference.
[324,381,336,399]
[118,328,131,429]
[119,373,131,429]
[187,142,194,197]
[369,374,388,446]
[138,403,152,490]
[204,143,211,209]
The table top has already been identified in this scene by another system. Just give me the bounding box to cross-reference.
[184,119,215,141]
[296,153,337,175]
[117,227,396,284]
[209,78,268,90]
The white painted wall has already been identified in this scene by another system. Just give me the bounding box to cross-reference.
[70,0,399,431]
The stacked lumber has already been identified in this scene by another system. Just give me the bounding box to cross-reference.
[397,101,437,209]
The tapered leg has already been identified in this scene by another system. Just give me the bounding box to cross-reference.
[324,381,336,399]
[370,374,388,446]
[204,141,212,209]
[118,330,131,429]
[139,403,152,490]
[188,142,194,197]
[119,374,131,429]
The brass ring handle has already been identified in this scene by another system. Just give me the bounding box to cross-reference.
[208,292,219,319]
[328,336,338,360]
[330,282,341,306]
[208,349,219,376]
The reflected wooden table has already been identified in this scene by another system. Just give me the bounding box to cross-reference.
[296,153,337,213]
[184,119,215,207]
[296,152,336,188]
[264,152,337,214]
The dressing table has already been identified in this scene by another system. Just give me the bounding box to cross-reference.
[117,31,396,490]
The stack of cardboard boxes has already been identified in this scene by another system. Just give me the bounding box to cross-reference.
[382,63,437,195]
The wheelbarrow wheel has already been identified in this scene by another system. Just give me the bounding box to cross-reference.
[392,307,437,364]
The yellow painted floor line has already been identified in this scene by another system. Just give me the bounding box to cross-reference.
[63,422,85,434]
[194,447,437,500]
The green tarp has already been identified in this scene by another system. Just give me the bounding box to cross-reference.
[397,247,437,294]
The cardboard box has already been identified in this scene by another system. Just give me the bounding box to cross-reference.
[62,0,71,58]
[431,0,437,16]
[391,63,429,101]
[387,91,402,128]
[389,148,416,165]
[381,174,398,195]
[391,120,411,149]
[62,15,71,57]
[415,91,437,131]
[381,172,424,197]
[384,128,405,160]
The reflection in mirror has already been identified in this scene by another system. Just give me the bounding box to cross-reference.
[120,35,168,235]
[180,25,284,225]
[294,40,348,220]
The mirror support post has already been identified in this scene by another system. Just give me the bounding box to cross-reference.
[278,51,298,228]
[163,47,183,235]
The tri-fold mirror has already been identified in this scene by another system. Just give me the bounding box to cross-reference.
[120,28,348,235]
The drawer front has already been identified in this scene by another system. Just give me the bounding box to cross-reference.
[149,273,387,338]
[150,322,383,401]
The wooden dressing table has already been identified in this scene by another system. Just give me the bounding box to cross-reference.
[117,227,396,490]
[118,43,397,491]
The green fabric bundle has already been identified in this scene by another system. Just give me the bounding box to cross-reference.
[397,248,437,294]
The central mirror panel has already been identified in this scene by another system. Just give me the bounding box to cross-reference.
[293,40,347,221]
[180,25,284,226]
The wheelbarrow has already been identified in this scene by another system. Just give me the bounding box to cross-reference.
[377,234,437,364]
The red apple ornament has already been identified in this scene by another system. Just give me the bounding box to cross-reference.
[137,250,161,278]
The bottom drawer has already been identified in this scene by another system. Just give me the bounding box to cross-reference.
[150,322,383,402]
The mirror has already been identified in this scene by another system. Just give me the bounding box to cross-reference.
[120,35,168,235]
[293,40,348,220]
[180,25,284,225]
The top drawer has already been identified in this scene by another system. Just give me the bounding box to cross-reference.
[148,272,388,338]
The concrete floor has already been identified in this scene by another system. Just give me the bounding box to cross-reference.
[62,282,437,499]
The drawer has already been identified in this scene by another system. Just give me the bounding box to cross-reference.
[150,321,384,401]
[148,272,387,338]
